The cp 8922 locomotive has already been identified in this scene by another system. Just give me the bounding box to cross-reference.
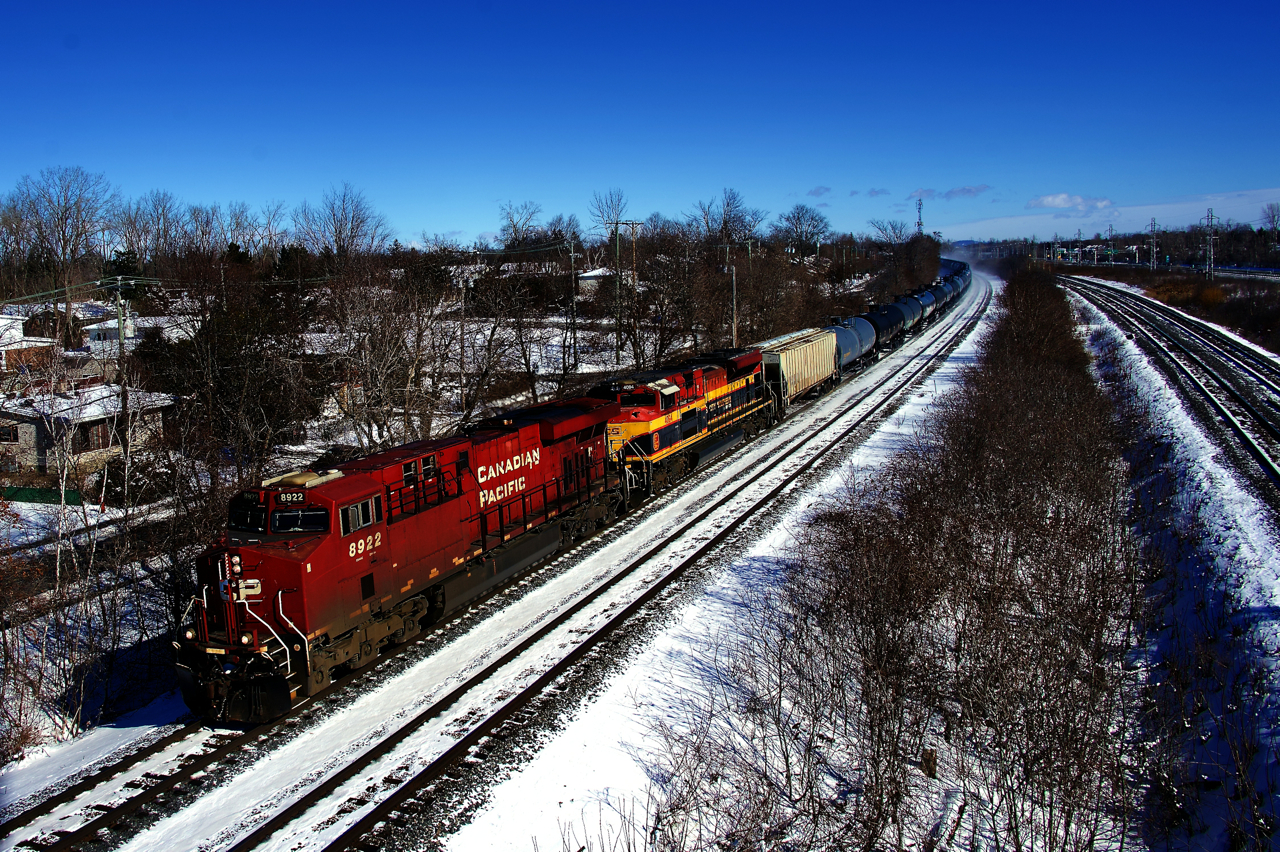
[176,396,624,722]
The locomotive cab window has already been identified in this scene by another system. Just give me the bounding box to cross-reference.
[340,496,383,535]
[618,389,655,408]
[228,493,267,533]
[271,507,330,534]
[402,460,418,483]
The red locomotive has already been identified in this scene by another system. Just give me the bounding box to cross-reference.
[176,396,623,722]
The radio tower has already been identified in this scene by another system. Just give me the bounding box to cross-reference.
[1148,218,1159,270]
[916,199,924,236]
[1201,207,1220,280]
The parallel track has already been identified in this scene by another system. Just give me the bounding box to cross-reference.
[1062,276,1280,485]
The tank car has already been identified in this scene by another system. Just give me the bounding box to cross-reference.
[862,304,906,350]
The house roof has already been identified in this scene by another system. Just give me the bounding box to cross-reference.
[0,385,174,423]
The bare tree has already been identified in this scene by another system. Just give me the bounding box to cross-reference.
[867,218,912,247]
[544,212,583,244]
[687,188,767,244]
[772,204,831,257]
[499,201,543,247]
[588,188,628,235]
[1263,202,1280,238]
[258,200,289,262]
[293,182,391,267]
[12,166,118,339]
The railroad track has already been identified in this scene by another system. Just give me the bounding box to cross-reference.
[230,280,991,852]
[1062,276,1280,485]
[3,279,990,852]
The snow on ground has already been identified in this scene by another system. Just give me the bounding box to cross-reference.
[1076,274,1280,367]
[0,691,189,812]
[3,499,122,548]
[446,276,997,851]
[1073,295,1280,664]
[0,278,991,849]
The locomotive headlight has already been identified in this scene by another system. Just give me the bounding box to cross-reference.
[231,554,241,565]
[230,565,242,575]
[184,628,196,640]
[240,632,253,645]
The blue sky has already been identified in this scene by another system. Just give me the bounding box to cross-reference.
[4,0,1276,244]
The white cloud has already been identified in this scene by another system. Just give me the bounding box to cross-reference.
[1026,193,1113,213]
[807,186,831,198]
[868,188,890,197]
[908,188,936,200]
[942,187,1280,241]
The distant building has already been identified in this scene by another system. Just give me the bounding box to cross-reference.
[0,316,57,374]
[0,384,175,473]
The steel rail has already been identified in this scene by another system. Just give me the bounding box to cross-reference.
[1065,281,1280,485]
[1064,275,1280,386]
[19,282,986,852]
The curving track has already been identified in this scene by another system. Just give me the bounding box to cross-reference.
[1062,275,1280,486]
[2,277,991,852]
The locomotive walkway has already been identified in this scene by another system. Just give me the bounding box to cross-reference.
[2,277,991,852]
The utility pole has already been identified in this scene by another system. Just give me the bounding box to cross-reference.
[565,239,580,371]
[96,277,134,487]
[730,265,737,347]
[916,199,924,236]
[1107,225,1115,264]
[605,220,642,366]
[717,243,741,348]
[1148,219,1159,270]
[1201,207,1220,280]
[461,254,472,415]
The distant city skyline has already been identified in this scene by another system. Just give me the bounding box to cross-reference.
[4,0,1275,247]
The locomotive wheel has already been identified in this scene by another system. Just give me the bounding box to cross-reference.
[312,667,332,690]
[356,641,376,667]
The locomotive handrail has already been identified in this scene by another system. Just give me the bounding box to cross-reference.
[240,599,292,677]
[276,589,311,676]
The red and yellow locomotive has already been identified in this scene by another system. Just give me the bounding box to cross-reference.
[177,350,776,723]
[589,349,773,494]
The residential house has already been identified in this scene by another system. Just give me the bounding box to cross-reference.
[0,384,175,473]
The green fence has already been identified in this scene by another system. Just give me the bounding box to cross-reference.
[3,486,83,506]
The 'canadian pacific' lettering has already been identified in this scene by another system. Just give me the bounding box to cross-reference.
[479,476,527,508]
[476,447,541,484]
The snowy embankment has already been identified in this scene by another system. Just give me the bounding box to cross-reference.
[1073,294,1280,844]
[1075,274,1280,369]
[1076,297,1280,662]
[447,277,997,851]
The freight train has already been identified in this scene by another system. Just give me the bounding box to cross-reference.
[175,261,971,722]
